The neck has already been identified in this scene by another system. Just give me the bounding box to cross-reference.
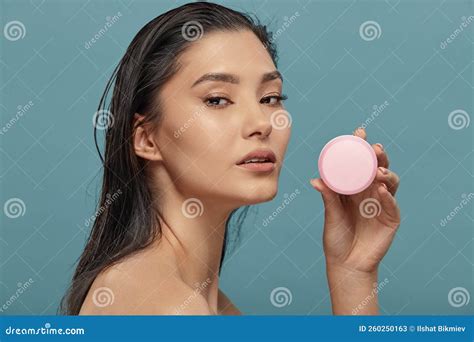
[155,192,234,308]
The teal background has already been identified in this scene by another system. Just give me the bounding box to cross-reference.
[0,0,472,315]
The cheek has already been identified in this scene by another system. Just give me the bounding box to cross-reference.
[188,114,238,173]
[159,110,237,186]
[274,127,291,161]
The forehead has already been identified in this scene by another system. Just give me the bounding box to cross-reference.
[176,30,276,82]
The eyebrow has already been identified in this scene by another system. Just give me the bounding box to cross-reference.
[191,70,283,87]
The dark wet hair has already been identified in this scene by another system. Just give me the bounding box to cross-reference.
[60,1,278,315]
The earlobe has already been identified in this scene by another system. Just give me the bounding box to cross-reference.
[133,113,162,161]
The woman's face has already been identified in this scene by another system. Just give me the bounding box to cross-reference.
[153,30,291,209]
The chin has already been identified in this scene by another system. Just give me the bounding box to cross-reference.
[240,183,278,205]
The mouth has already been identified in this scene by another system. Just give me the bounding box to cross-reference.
[236,149,277,172]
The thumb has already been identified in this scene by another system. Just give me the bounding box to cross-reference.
[310,178,343,218]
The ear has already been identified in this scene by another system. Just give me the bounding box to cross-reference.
[133,113,162,161]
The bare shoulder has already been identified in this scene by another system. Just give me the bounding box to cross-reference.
[218,289,241,315]
[79,253,212,315]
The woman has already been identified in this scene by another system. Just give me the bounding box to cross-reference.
[61,1,400,315]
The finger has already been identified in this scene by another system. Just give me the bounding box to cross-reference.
[372,143,389,168]
[377,184,400,227]
[310,178,339,203]
[353,127,367,140]
[310,178,344,219]
[375,167,399,196]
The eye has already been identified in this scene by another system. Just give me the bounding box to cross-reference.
[260,94,288,106]
[204,96,233,108]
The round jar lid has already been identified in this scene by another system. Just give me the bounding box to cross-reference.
[318,135,377,195]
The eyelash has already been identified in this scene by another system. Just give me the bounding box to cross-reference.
[204,94,288,108]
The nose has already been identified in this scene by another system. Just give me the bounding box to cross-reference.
[242,103,273,140]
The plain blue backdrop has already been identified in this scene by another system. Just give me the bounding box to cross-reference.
[0,0,472,315]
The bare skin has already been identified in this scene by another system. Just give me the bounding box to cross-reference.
[79,29,400,315]
[79,222,241,315]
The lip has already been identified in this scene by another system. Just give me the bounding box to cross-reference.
[236,148,277,172]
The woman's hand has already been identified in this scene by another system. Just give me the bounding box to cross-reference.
[310,127,400,314]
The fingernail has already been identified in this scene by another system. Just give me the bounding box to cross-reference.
[381,183,388,190]
[379,167,388,174]
[375,143,384,151]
